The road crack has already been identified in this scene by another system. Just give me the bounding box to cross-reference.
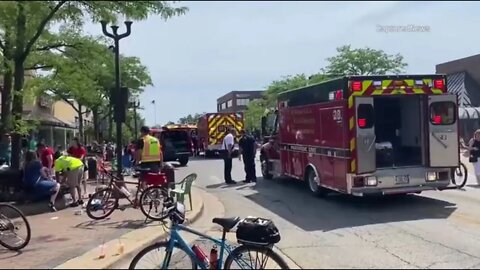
[350,230,420,268]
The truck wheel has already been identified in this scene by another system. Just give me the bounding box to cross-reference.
[306,168,328,197]
[261,159,273,180]
[178,157,189,166]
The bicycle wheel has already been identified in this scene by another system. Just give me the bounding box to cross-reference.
[224,245,290,269]
[139,186,169,221]
[0,204,31,251]
[453,162,468,188]
[129,241,197,269]
[86,188,119,220]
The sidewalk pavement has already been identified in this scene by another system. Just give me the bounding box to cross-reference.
[0,177,204,269]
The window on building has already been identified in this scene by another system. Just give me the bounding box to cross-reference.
[221,103,226,110]
[227,100,232,108]
[237,98,250,106]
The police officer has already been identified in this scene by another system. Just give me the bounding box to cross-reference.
[134,126,163,174]
[239,130,257,183]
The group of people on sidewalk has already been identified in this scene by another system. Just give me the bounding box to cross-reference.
[23,138,90,211]
[222,128,258,184]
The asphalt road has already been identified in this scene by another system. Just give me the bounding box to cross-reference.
[169,155,480,269]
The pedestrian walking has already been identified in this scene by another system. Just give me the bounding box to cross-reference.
[221,127,236,184]
[239,130,257,183]
[467,129,480,186]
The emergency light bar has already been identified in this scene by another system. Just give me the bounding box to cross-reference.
[352,81,362,91]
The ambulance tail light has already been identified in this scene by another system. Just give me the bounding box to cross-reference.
[351,81,362,92]
[358,118,367,128]
[365,176,378,186]
[434,79,444,90]
[426,172,438,182]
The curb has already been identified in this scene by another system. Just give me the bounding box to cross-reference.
[54,188,205,269]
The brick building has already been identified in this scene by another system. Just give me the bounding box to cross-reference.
[217,90,264,113]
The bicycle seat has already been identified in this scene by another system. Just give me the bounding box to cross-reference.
[212,217,240,231]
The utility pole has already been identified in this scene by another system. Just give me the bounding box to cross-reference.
[100,20,132,180]
[130,95,140,139]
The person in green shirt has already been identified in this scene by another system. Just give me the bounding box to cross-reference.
[55,155,84,207]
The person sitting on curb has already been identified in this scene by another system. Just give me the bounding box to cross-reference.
[23,151,60,212]
[54,155,85,207]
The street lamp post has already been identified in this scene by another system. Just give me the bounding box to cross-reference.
[100,20,132,180]
[129,95,140,140]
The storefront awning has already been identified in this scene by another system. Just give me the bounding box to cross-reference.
[23,111,76,129]
[459,107,480,120]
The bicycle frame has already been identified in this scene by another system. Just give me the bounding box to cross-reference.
[101,168,144,206]
[164,223,236,270]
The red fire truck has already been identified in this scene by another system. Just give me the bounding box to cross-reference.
[260,75,459,196]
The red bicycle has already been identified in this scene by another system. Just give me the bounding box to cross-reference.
[86,165,171,221]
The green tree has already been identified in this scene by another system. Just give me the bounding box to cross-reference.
[0,1,187,169]
[178,112,205,124]
[322,45,408,76]
[244,45,408,131]
[244,99,266,131]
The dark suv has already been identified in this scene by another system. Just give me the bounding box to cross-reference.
[159,129,192,166]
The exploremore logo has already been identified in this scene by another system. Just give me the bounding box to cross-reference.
[376,24,431,33]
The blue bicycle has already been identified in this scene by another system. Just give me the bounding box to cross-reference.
[129,200,289,269]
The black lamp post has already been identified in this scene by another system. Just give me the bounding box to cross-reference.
[100,20,132,179]
[129,95,140,140]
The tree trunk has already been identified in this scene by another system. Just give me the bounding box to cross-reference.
[78,104,84,142]
[1,29,14,137]
[92,108,100,141]
[1,66,13,136]
[108,107,113,141]
[11,2,27,170]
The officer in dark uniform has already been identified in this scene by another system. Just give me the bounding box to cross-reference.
[238,130,257,183]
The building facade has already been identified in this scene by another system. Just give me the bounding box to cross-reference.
[217,90,264,113]
[436,54,480,141]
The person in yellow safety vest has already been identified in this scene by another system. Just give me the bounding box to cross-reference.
[54,155,85,207]
[134,126,163,175]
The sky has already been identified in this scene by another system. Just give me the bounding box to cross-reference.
[83,1,480,126]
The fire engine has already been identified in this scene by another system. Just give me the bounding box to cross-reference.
[260,75,459,196]
[197,112,244,157]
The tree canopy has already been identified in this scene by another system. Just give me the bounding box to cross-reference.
[177,112,205,125]
[243,45,408,131]
[0,1,187,168]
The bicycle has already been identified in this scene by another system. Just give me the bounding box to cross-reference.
[0,203,31,251]
[85,166,170,221]
[129,201,290,269]
[452,162,468,188]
